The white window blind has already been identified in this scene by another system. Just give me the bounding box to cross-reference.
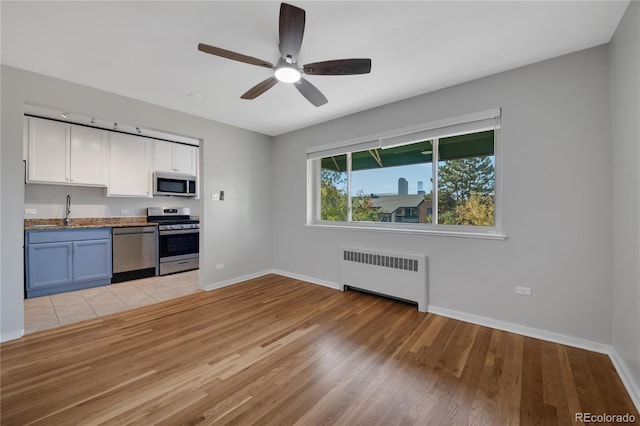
[307,108,500,157]
[381,109,501,148]
[306,138,380,160]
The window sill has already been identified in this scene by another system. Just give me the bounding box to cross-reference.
[305,222,507,240]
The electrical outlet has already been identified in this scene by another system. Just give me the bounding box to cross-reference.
[216,263,224,269]
[515,286,532,296]
[120,208,130,215]
[24,208,37,215]
[211,192,220,201]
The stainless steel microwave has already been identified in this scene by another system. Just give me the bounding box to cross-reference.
[153,172,197,197]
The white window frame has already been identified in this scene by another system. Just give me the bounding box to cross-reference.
[306,108,505,240]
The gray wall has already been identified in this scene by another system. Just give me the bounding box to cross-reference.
[610,1,640,404]
[272,46,613,344]
[0,65,273,340]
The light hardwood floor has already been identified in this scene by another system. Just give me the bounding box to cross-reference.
[2,274,637,425]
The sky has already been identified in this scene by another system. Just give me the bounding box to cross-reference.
[351,163,433,195]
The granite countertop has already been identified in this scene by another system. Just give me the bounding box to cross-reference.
[24,217,158,231]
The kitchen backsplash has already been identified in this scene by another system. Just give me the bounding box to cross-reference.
[24,183,200,219]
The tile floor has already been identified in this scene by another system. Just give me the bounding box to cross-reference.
[24,270,201,334]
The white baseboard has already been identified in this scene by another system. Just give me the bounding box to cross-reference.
[1,329,24,343]
[202,268,339,292]
[427,305,612,354]
[609,348,640,412]
[270,269,340,290]
[202,269,272,291]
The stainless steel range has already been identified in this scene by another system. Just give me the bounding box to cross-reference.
[147,207,199,275]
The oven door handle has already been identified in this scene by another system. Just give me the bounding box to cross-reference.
[160,229,199,235]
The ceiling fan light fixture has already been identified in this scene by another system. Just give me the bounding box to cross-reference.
[275,66,301,83]
[198,3,371,106]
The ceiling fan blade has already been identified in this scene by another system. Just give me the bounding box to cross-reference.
[198,43,273,69]
[303,59,372,75]
[241,76,279,100]
[279,3,305,61]
[295,77,328,107]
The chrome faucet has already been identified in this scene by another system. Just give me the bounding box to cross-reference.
[64,194,71,226]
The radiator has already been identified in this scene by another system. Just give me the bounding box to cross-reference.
[339,246,428,312]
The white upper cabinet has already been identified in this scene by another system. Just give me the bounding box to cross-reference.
[70,126,109,186]
[107,133,152,197]
[173,143,198,175]
[26,117,109,186]
[26,116,197,198]
[152,140,174,173]
[154,140,197,175]
[27,118,70,184]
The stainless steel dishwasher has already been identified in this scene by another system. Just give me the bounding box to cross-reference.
[111,226,158,283]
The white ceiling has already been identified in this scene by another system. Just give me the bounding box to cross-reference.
[1,1,629,136]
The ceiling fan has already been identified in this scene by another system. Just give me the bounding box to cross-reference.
[198,2,372,107]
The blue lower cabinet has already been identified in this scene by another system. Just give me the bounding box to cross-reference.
[25,228,112,298]
[27,242,74,289]
[73,239,112,282]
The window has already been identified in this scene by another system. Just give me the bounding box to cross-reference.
[307,109,502,237]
